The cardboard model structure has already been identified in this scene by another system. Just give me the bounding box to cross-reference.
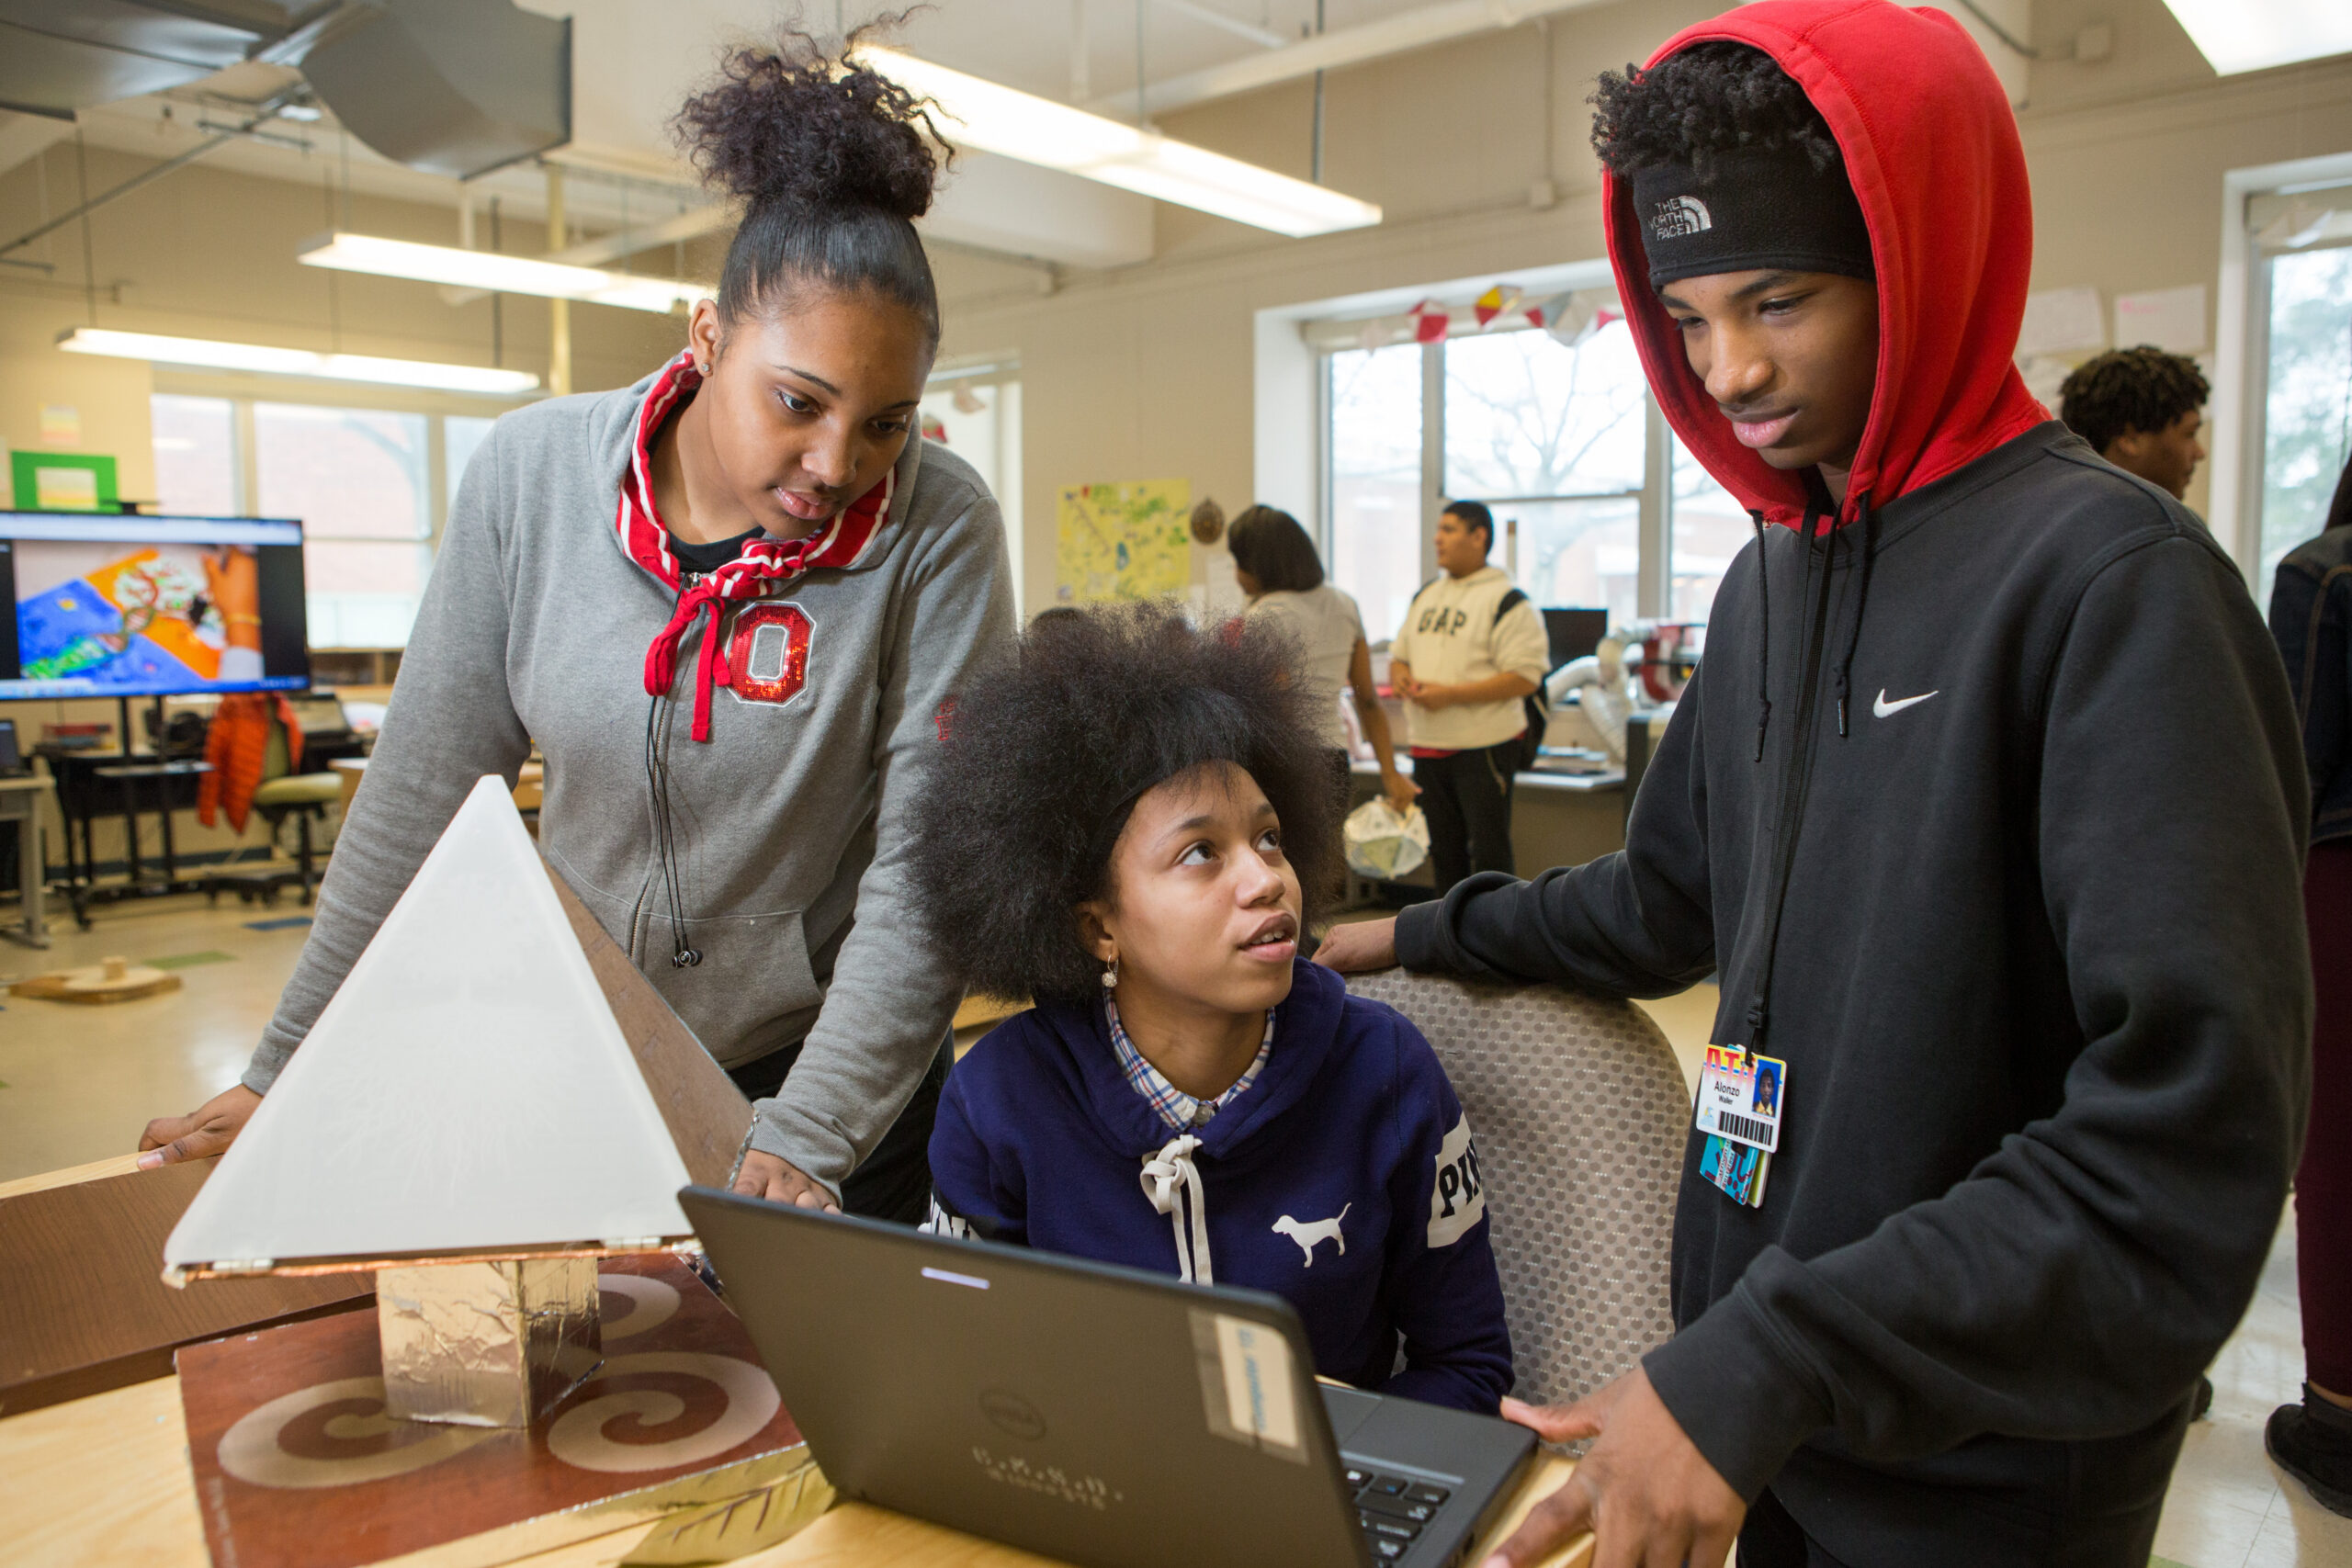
[164,775,754,1428]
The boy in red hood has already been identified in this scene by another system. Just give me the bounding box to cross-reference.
[1318,4,2312,1564]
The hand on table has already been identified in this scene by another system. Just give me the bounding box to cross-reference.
[1312,916,1397,974]
[734,1149,841,1213]
[139,1083,261,1168]
[1482,1367,1744,1568]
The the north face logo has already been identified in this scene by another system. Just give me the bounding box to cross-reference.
[1651,195,1713,239]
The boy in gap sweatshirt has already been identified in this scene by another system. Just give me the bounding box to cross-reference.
[907,604,1511,1415]
[1319,6,2311,1565]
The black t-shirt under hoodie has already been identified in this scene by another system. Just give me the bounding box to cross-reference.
[1396,4,2312,1561]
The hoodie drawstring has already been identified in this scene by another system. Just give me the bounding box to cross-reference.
[1140,1134,1214,1284]
[1833,491,1881,739]
[643,579,735,744]
[1750,511,1772,762]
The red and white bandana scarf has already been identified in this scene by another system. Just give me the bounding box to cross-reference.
[618,351,894,741]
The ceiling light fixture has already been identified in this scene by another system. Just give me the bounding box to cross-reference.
[297,232,706,314]
[57,328,540,395]
[851,46,1381,239]
[2158,0,2352,74]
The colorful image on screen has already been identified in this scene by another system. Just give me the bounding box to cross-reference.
[0,515,310,700]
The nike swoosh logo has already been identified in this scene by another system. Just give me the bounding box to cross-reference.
[1872,688,1939,718]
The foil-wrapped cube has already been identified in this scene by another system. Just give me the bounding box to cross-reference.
[376,1258,603,1427]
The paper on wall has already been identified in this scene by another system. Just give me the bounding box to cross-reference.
[2112,285,2208,354]
[2017,287,2106,357]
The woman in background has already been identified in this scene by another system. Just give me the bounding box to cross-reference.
[1227,505,1415,817]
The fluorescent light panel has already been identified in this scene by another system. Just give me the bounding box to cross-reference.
[853,46,1381,239]
[299,232,706,315]
[2160,0,2352,74]
[57,328,540,395]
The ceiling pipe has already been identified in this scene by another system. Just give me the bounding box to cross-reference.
[1087,0,1614,119]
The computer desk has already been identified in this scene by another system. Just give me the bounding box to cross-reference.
[0,1157,1593,1568]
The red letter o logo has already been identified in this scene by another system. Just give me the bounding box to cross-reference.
[727,603,811,706]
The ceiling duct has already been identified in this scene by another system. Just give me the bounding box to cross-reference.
[0,0,294,118]
[296,0,568,180]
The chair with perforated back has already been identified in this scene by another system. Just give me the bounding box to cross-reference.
[1344,967,1688,1408]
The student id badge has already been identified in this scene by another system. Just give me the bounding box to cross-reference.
[1696,1045,1786,1209]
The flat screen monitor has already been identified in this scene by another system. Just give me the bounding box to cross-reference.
[1543,606,1610,671]
[0,512,310,700]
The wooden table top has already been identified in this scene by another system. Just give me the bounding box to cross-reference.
[0,1156,1592,1568]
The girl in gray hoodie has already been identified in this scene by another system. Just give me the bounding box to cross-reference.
[139,28,1016,1222]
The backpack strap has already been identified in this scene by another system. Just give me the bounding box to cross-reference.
[1492,587,1529,626]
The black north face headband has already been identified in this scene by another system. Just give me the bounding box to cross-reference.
[1631,145,1874,290]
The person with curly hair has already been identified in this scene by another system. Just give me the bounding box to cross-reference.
[2060,345,2211,501]
[909,604,1511,1414]
[138,24,1014,1224]
[1320,6,2308,1565]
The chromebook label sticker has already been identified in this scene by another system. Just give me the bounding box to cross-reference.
[1189,1310,1306,1462]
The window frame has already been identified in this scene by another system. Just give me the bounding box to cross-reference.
[152,375,517,648]
[1317,312,1713,637]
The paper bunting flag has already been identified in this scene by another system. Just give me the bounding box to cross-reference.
[1358,320,1387,354]
[1409,299,1449,344]
[1474,285,1522,327]
[1526,291,1574,331]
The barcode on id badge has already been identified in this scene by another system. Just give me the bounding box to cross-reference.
[1715,1110,1777,1151]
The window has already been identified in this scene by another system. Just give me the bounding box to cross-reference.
[1448,322,1648,626]
[919,373,1024,614]
[1328,344,1423,640]
[1318,292,1749,646]
[1670,439,1750,624]
[446,414,497,511]
[254,404,433,649]
[2258,243,2352,581]
[152,393,500,649]
[152,395,238,516]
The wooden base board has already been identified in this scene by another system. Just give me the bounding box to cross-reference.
[0,1157,371,1416]
[177,1255,813,1568]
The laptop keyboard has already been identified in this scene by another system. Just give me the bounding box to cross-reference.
[1344,1467,1451,1562]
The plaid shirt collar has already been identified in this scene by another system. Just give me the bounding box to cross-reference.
[1106,996,1275,1133]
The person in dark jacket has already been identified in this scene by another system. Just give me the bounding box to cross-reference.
[1317,6,2310,1565]
[908,604,1512,1415]
[2267,452,2352,1515]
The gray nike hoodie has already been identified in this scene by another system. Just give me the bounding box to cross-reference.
[240,367,1017,1193]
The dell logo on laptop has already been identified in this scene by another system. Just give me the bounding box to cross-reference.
[979,1387,1048,1440]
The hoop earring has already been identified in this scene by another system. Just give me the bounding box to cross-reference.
[1101,956,1119,990]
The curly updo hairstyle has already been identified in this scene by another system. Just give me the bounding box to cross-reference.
[1589,40,1842,179]
[910,603,1344,1006]
[673,20,946,342]
[2058,346,2211,455]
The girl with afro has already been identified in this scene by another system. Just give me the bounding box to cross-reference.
[910,603,1510,1414]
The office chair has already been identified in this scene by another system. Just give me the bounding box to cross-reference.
[207,713,343,907]
[1344,969,1686,1408]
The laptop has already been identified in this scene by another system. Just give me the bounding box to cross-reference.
[682,1187,1536,1568]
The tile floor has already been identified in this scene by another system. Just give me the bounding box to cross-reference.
[2,897,2346,1564]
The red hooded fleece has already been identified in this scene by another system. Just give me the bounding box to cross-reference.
[1604,0,2050,532]
[1394,0,2312,1557]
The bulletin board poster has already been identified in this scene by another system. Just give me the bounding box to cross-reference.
[1057,479,1191,604]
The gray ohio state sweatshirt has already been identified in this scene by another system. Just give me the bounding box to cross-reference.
[240,370,1016,1192]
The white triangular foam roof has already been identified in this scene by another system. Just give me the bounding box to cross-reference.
[165,776,695,1271]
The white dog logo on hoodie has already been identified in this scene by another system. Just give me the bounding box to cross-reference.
[1272,1205,1350,1267]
